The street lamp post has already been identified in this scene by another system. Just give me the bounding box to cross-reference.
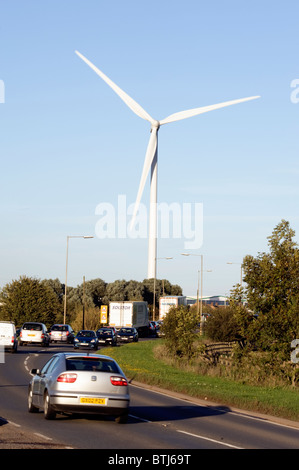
[64,235,94,324]
[181,253,203,317]
[227,262,243,286]
[181,253,212,330]
[153,257,173,321]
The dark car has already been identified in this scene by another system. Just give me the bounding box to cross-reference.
[96,328,117,346]
[73,330,98,350]
[149,321,159,337]
[117,327,138,343]
[49,324,75,344]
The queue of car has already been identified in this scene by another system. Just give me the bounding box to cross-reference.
[0,320,164,353]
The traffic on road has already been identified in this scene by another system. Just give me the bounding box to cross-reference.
[1,320,299,450]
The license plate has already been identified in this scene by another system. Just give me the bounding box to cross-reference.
[80,397,106,405]
[28,334,35,336]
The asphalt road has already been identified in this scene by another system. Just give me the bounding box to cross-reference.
[0,343,299,451]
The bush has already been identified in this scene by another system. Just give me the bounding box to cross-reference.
[162,305,199,359]
[204,306,240,342]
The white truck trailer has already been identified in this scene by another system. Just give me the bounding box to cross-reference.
[109,301,149,337]
[159,296,187,320]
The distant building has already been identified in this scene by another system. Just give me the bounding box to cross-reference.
[186,295,229,306]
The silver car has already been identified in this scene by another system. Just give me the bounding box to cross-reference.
[28,352,130,423]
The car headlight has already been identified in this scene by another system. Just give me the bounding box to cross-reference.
[74,338,79,342]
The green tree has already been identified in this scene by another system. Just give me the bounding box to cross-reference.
[41,278,65,304]
[0,276,61,327]
[162,305,199,359]
[103,279,130,303]
[241,220,299,355]
[243,220,299,313]
[125,280,145,301]
[82,278,107,307]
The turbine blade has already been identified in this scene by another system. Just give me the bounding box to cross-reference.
[75,50,155,124]
[159,96,260,125]
[130,127,158,230]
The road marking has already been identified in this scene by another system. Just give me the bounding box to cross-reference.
[129,412,243,448]
[24,355,30,373]
[8,421,21,428]
[177,430,243,449]
[34,433,53,441]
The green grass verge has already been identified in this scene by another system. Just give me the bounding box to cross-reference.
[103,340,299,423]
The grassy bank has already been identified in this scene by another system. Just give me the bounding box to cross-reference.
[103,339,299,422]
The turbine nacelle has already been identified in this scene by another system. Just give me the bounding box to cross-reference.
[151,120,160,132]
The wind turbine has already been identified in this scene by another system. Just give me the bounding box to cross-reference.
[75,50,260,279]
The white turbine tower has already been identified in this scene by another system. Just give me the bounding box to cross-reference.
[75,50,260,279]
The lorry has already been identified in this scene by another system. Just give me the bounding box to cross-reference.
[159,296,187,320]
[109,301,149,337]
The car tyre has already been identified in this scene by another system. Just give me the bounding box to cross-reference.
[44,391,56,420]
[28,387,39,413]
[115,412,128,424]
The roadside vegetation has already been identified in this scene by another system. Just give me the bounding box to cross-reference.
[104,340,299,422]
[106,220,299,421]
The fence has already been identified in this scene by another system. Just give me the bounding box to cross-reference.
[203,342,236,365]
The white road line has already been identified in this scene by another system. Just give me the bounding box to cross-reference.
[8,421,21,427]
[34,433,53,441]
[129,412,243,448]
[24,355,30,373]
[177,430,243,449]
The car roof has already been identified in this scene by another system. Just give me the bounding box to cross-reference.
[53,352,116,361]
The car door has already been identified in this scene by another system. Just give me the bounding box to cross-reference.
[31,357,53,407]
[36,356,60,406]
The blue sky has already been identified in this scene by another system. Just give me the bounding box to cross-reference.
[1,1,299,297]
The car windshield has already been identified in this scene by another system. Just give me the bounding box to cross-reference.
[97,329,112,335]
[23,323,42,331]
[119,328,134,334]
[65,357,119,373]
[51,325,68,331]
[77,331,95,337]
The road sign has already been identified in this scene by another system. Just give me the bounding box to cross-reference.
[100,305,108,324]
